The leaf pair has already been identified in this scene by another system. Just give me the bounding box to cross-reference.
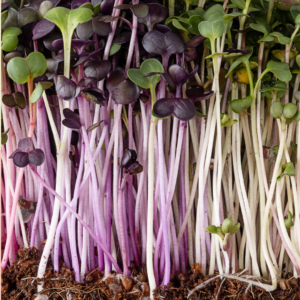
[206,218,240,240]
[142,29,185,59]
[7,52,47,84]
[198,5,226,42]
[127,59,164,90]
[153,98,196,121]
[9,137,45,168]
[121,149,143,175]
[2,27,22,52]
[107,67,140,105]
[270,101,300,123]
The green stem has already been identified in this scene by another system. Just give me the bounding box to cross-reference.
[266,0,275,25]
[169,0,175,17]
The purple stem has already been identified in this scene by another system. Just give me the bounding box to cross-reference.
[157,120,171,286]
[29,165,122,272]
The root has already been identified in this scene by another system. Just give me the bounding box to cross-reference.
[187,268,276,299]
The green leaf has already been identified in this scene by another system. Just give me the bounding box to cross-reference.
[265,61,292,82]
[187,7,205,17]
[270,101,284,119]
[203,4,224,22]
[277,162,296,181]
[205,225,224,240]
[260,81,288,93]
[1,27,22,52]
[247,6,260,12]
[226,51,252,77]
[293,110,300,121]
[223,12,247,24]
[230,0,246,9]
[249,23,269,34]
[30,83,44,103]
[295,14,300,25]
[1,11,8,26]
[7,57,30,84]
[205,52,229,59]
[7,52,47,84]
[1,128,9,145]
[221,113,237,128]
[188,15,201,35]
[109,43,121,56]
[269,32,290,45]
[221,218,240,235]
[283,103,298,119]
[231,96,253,113]
[26,52,47,79]
[290,5,300,20]
[284,211,294,228]
[127,58,164,89]
[172,19,188,32]
[198,20,226,40]
[44,7,93,40]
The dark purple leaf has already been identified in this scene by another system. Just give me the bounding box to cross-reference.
[92,17,111,36]
[74,48,102,67]
[137,3,168,31]
[186,35,206,48]
[121,149,137,168]
[71,0,89,9]
[155,24,172,33]
[28,149,45,166]
[62,108,81,129]
[184,48,198,62]
[76,17,111,40]
[84,60,111,81]
[100,0,115,15]
[13,152,29,168]
[142,30,185,58]
[56,75,80,101]
[226,48,252,54]
[34,75,48,83]
[43,31,62,51]
[76,20,93,40]
[106,67,126,93]
[81,87,106,105]
[4,52,23,64]
[126,161,143,175]
[113,31,132,45]
[18,137,31,152]
[54,52,78,61]
[33,19,55,40]
[1,2,13,11]
[52,39,95,54]
[2,92,26,109]
[153,98,196,121]
[186,85,204,98]
[97,15,120,23]
[78,77,97,87]
[194,91,214,101]
[115,3,149,18]
[9,148,22,159]
[168,64,199,86]
[19,21,38,48]
[62,119,81,129]
[2,7,38,30]
[71,131,79,146]
[111,79,140,105]
[45,58,59,80]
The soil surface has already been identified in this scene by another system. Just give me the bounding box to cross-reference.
[2,248,300,299]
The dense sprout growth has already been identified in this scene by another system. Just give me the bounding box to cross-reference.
[1,0,300,298]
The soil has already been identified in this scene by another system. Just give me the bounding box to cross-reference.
[2,248,300,300]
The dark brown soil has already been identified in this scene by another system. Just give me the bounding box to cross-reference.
[2,248,300,299]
